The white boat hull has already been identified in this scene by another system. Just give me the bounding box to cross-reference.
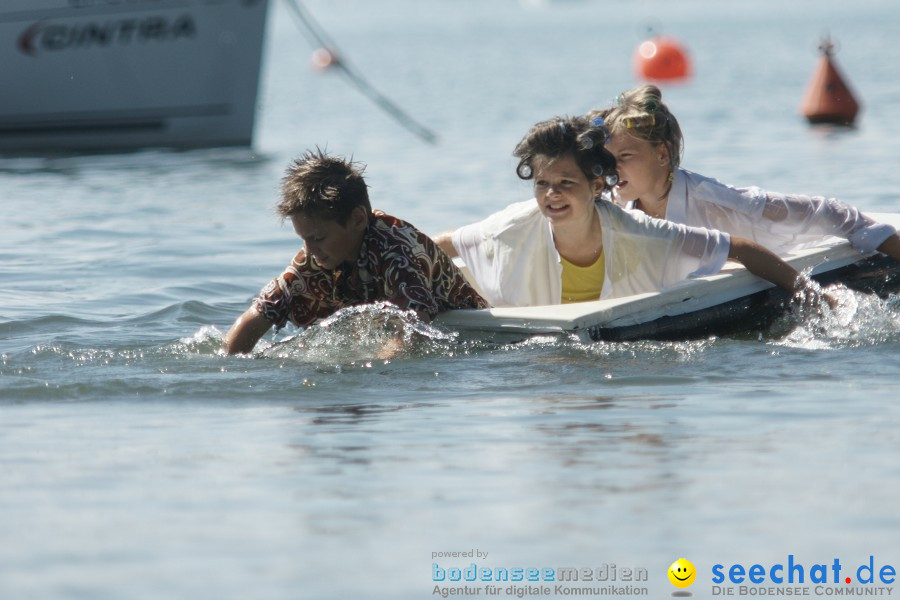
[0,0,268,152]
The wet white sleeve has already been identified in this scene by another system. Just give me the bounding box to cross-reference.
[754,190,895,253]
[691,178,895,254]
[451,200,561,307]
[598,201,731,299]
[452,217,502,306]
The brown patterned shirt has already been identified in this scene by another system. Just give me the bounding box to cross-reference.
[253,211,487,329]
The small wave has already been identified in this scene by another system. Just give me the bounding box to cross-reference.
[174,325,226,355]
[2,301,232,335]
[126,300,236,326]
[0,323,226,373]
[0,314,105,337]
[579,337,716,361]
[494,333,714,360]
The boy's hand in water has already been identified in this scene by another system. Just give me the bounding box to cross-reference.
[375,308,428,361]
[376,337,404,361]
[793,283,840,312]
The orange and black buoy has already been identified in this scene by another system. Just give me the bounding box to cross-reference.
[801,37,860,126]
[634,36,691,82]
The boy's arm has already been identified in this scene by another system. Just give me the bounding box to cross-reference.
[224,307,273,355]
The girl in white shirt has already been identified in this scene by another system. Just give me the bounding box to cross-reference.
[434,115,821,308]
[596,84,900,262]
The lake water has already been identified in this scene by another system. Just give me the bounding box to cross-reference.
[3,0,900,598]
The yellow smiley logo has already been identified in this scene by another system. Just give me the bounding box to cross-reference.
[668,558,696,588]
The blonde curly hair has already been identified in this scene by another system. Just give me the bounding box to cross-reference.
[590,84,684,168]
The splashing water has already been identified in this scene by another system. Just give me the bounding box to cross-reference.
[258,302,483,364]
[175,325,226,355]
[773,283,900,350]
[164,278,900,373]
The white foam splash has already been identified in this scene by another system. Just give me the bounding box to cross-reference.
[175,325,224,354]
[774,285,900,350]
[259,302,469,364]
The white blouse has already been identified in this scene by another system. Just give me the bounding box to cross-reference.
[452,198,731,308]
[616,168,895,255]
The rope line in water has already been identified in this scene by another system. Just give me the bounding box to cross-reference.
[282,0,439,145]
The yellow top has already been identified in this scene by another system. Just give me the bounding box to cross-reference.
[560,251,605,304]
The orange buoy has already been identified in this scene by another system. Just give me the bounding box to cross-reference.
[801,37,860,126]
[311,47,339,71]
[634,36,691,82]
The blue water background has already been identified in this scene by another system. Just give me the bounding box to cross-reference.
[2,0,900,598]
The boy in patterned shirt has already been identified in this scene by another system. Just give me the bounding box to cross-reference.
[224,149,487,355]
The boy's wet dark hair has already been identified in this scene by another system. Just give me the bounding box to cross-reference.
[513,115,618,190]
[277,148,371,225]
